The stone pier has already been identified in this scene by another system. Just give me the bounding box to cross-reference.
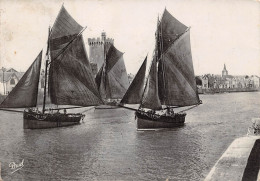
[205,136,260,181]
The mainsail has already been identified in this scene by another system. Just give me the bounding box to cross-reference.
[157,9,188,58]
[121,56,147,104]
[140,9,200,110]
[158,30,200,106]
[0,51,42,108]
[96,44,130,99]
[49,6,103,106]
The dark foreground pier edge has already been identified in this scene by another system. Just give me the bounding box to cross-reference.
[242,139,260,181]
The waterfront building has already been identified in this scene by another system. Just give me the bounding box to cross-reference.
[250,75,260,88]
[201,75,209,89]
[198,64,260,93]
[0,68,24,95]
[128,73,135,84]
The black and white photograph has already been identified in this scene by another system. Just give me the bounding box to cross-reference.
[0,0,259,180]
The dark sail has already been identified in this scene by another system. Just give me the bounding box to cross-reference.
[121,57,147,104]
[0,51,42,108]
[49,6,103,106]
[157,9,187,58]
[158,30,200,106]
[50,5,83,40]
[98,45,130,99]
[95,64,103,90]
[141,58,162,110]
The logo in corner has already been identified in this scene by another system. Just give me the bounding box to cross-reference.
[9,159,24,174]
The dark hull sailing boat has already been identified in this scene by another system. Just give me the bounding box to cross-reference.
[122,9,201,129]
[135,111,186,129]
[0,6,103,129]
[23,111,84,129]
[95,44,130,108]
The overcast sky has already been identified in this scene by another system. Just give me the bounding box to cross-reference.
[0,0,259,76]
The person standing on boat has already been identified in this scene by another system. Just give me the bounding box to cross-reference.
[166,107,171,116]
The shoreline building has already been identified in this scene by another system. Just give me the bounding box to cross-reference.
[197,64,260,93]
[88,32,114,76]
[0,68,24,95]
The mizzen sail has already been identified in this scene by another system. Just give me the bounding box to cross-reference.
[49,6,103,106]
[121,56,147,104]
[0,51,42,108]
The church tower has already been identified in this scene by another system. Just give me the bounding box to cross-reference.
[88,32,114,76]
[222,64,228,77]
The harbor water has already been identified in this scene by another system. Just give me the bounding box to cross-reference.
[0,92,259,180]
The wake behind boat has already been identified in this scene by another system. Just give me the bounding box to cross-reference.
[0,5,103,129]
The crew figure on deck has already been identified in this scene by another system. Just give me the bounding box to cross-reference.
[166,107,174,117]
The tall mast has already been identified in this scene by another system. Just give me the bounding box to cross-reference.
[103,33,108,99]
[158,11,166,105]
[104,37,106,98]
[42,26,51,113]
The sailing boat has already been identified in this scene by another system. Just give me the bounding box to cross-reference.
[95,44,130,108]
[0,6,103,129]
[123,9,201,129]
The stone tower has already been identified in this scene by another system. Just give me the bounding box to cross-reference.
[222,64,228,77]
[88,32,114,76]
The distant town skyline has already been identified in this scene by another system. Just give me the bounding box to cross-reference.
[0,0,259,76]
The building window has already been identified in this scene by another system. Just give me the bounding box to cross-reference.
[10,78,15,85]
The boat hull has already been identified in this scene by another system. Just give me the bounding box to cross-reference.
[23,111,84,129]
[135,111,186,129]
